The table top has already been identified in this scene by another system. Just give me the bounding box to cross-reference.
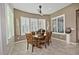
[33,33,46,39]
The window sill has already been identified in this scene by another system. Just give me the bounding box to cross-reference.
[52,32,66,35]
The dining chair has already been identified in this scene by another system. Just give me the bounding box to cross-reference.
[37,35,46,48]
[47,31,52,45]
[39,32,49,48]
[25,33,37,52]
[31,31,35,35]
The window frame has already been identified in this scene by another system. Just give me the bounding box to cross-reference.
[51,14,65,35]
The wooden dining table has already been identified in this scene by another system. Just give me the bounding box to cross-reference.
[33,33,46,48]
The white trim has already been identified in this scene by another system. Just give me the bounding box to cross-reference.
[51,14,65,20]
[64,14,65,34]
[51,14,65,34]
[52,37,78,45]
[52,32,66,35]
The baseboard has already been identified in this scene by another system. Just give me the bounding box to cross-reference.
[52,37,78,45]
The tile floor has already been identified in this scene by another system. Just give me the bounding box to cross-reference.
[10,38,79,55]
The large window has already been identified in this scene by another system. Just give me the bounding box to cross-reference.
[20,16,46,35]
[21,17,30,35]
[38,19,46,30]
[30,18,38,31]
[6,4,14,44]
[51,14,65,34]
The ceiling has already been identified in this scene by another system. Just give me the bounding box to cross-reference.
[12,3,71,15]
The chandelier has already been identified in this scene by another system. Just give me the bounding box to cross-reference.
[38,5,43,16]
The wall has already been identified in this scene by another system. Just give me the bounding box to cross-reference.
[0,15,2,54]
[0,4,3,54]
[0,3,8,54]
[14,9,50,37]
[0,3,14,55]
[50,3,79,43]
[76,11,79,43]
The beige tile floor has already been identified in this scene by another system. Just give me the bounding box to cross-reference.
[10,38,79,55]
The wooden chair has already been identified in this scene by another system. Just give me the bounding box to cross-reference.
[31,31,35,35]
[41,31,52,46]
[37,35,46,48]
[25,33,37,52]
[47,31,52,45]
[39,32,49,48]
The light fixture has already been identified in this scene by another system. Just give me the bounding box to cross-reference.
[38,5,43,16]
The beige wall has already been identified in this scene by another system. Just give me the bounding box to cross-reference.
[50,3,79,43]
[0,3,14,54]
[0,3,3,54]
[76,11,79,43]
[14,9,50,36]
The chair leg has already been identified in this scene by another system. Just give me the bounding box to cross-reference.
[48,41,50,46]
[45,44,47,48]
[49,40,52,46]
[27,43,29,50]
[32,45,34,52]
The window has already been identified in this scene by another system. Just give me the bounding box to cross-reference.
[6,5,14,39]
[20,16,46,35]
[58,17,64,33]
[21,17,30,35]
[38,19,46,30]
[30,18,38,31]
[51,14,65,34]
[52,19,58,32]
[6,4,14,44]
